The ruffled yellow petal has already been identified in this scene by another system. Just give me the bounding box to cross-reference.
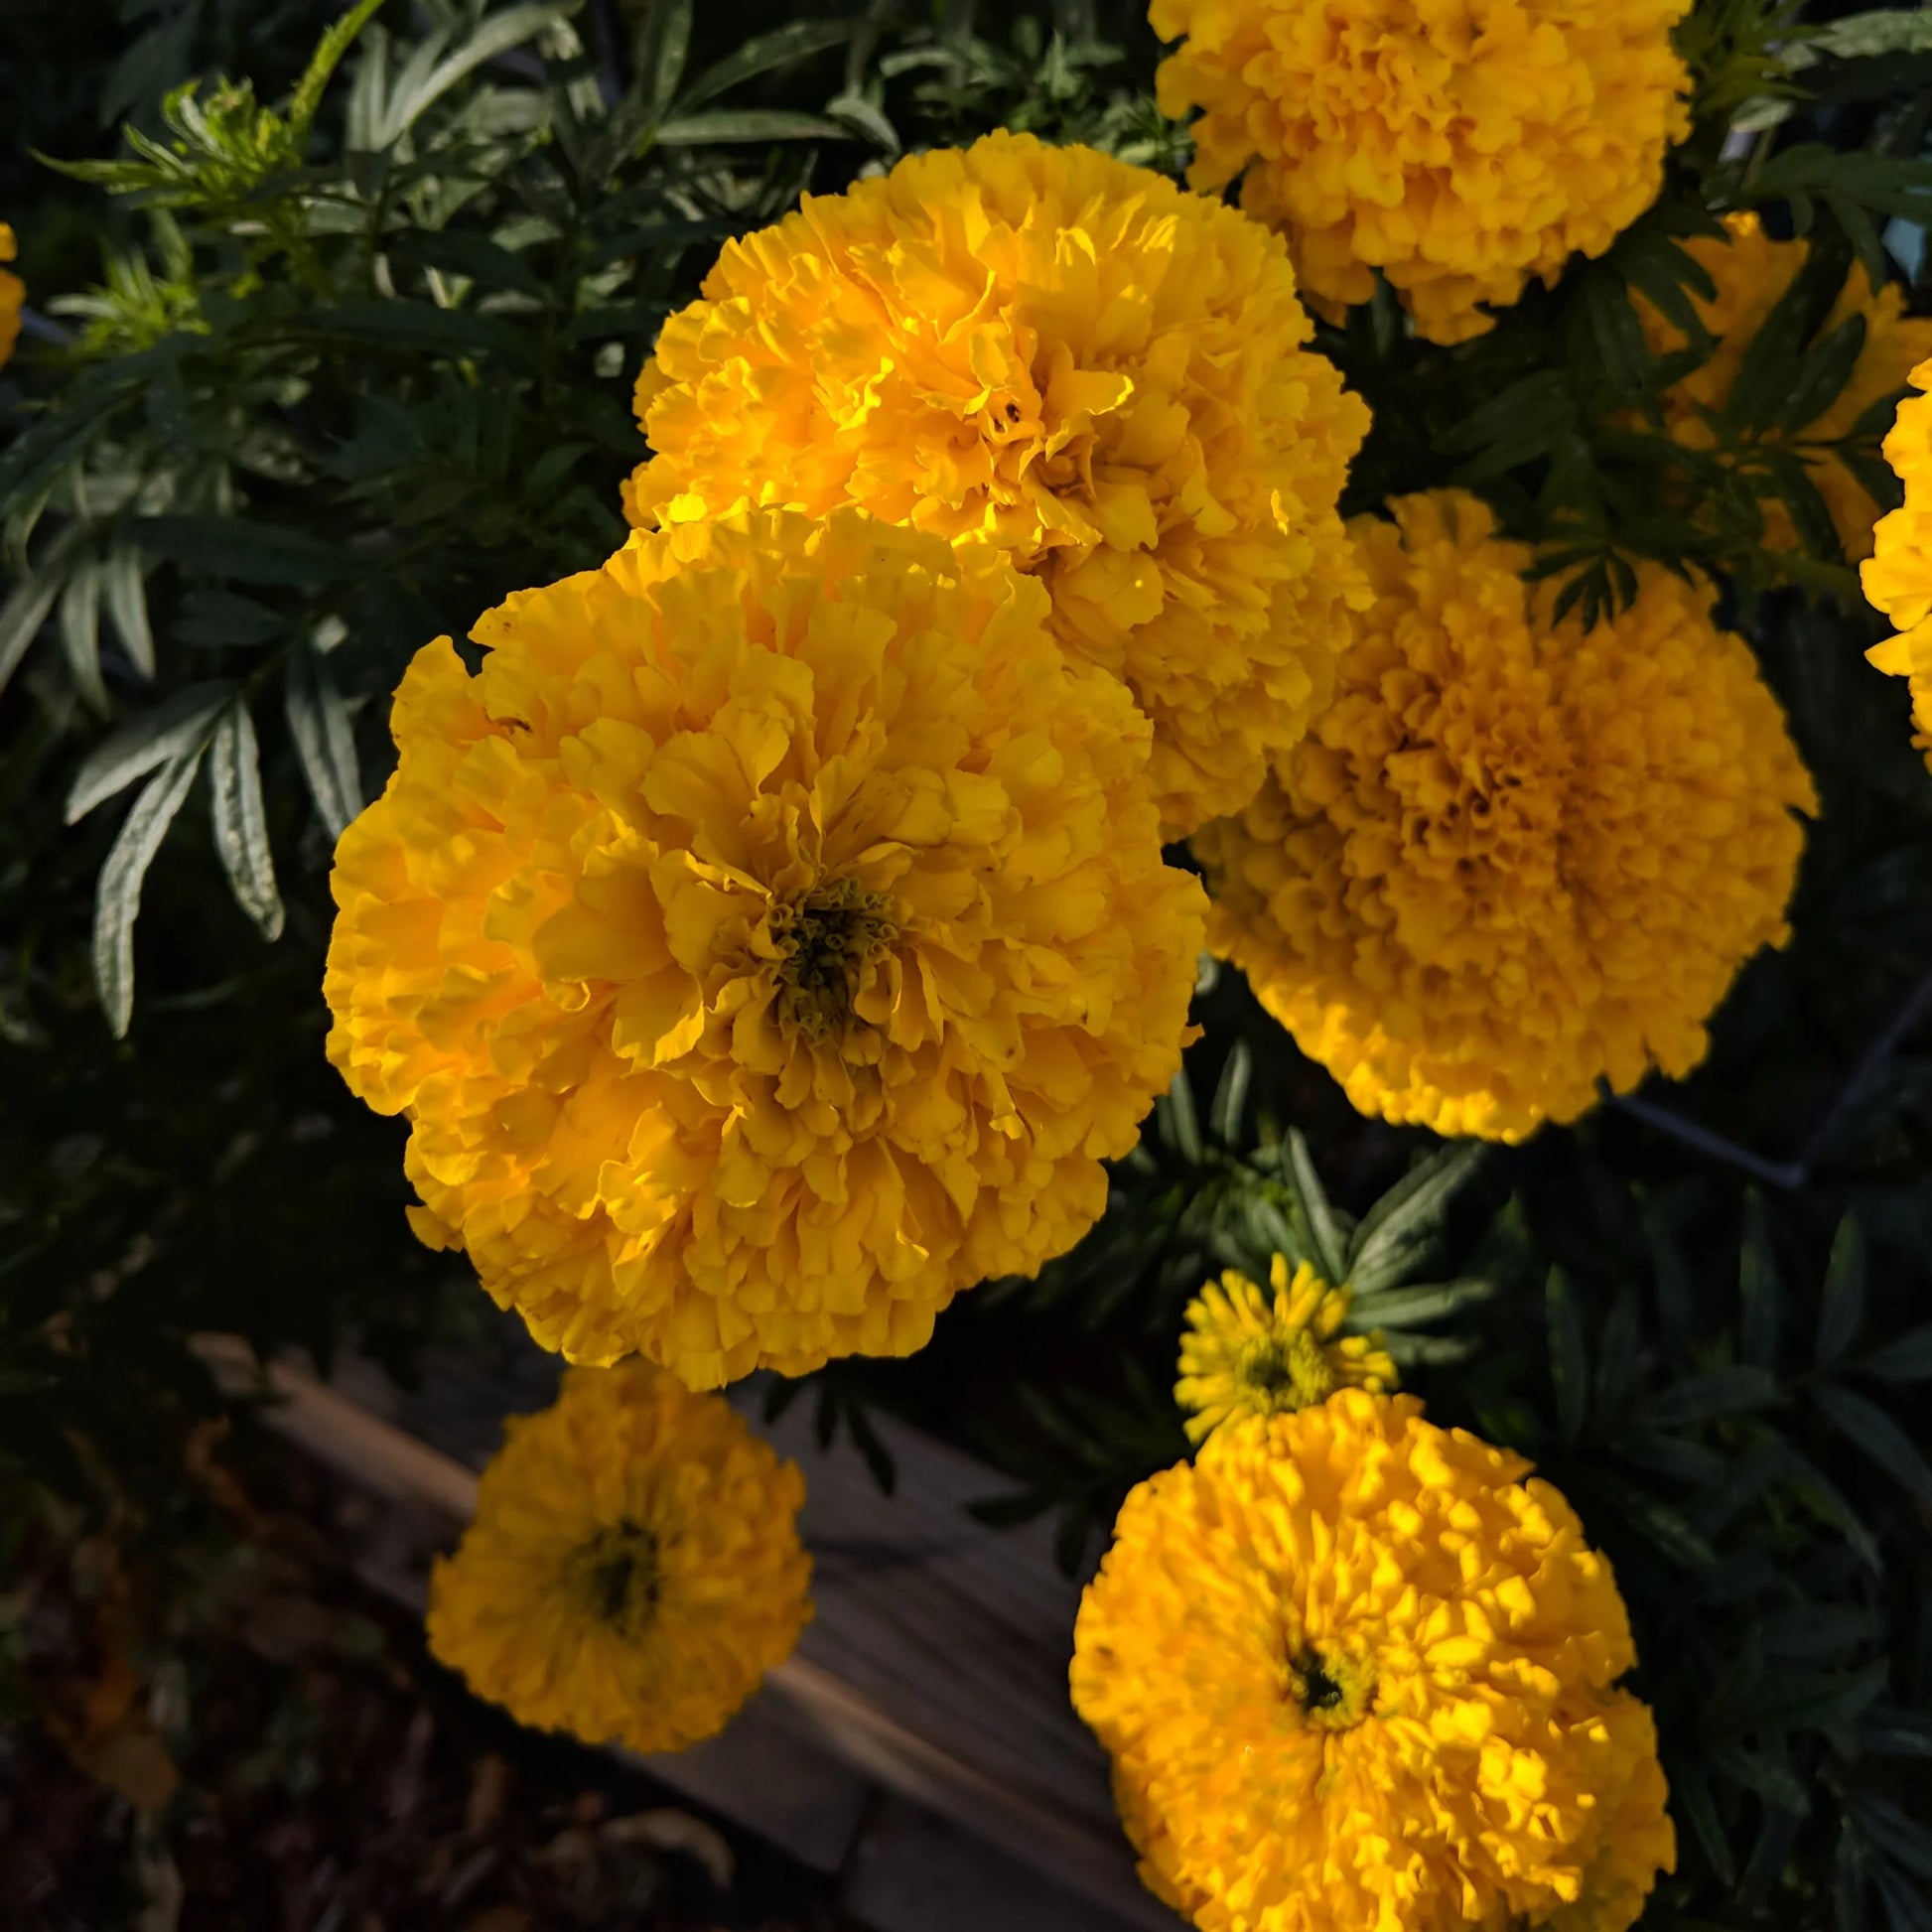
[1152,0,1691,345]
[1071,1389,1675,1932]
[326,508,1204,1386]
[621,131,1371,837]
[1194,489,1815,1141]
[426,1361,810,1754]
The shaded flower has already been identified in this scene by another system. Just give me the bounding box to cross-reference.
[622,130,1370,836]
[326,509,1204,1388]
[1175,1253,1394,1442]
[1637,211,1932,561]
[1863,358,1932,771]
[1152,0,1691,345]
[0,225,21,370]
[1194,490,1815,1141]
[1070,1389,1675,1932]
[426,1361,811,1755]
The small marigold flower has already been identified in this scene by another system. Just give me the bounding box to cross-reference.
[1863,358,1932,770]
[1194,490,1815,1142]
[0,225,22,370]
[1637,212,1932,562]
[621,130,1371,837]
[426,1361,811,1754]
[1175,1254,1394,1442]
[1070,1389,1676,1932]
[1151,0,1692,346]
[325,508,1205,1388]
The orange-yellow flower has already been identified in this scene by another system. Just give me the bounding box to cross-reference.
[1863,359,1932,770]
[325,509,1204,1387]
[1195,490,1815,1141]
[1152,0,1691,345]
[1638,212,1932,561]
[622,131,1370,836]
[0,226,22,370]
[427,1361,810,1754]
[1071,1390,1676,1931]
[1175,1254,1395,1441]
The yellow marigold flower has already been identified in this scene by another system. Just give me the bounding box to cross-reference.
[1152,0,1691,346]
[325,508,1204,1388]
[1175,1253,1394,1442]
[1637,212,1932,562]
[0,225,22,370]
[1195,490,1815,1142]
[1070,1389,1675,1932]
[621,130,1371,837]
[426,1360,810,1754]
[1863,359,1932,771]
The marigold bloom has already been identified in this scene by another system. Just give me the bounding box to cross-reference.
[1195,491,1815,1141]
[0,226,22,370]
[325,509,1204,1388]
[1638,212,1932,561]
[1071,1390,1675,1932]
[622,130,1370,836]
[426,1361,810,1754]
[1152,0,1691,346]
[1175,1254,1394,1441]
[1862,359,1932,770]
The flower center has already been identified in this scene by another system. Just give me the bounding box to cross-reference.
[771,880,897,1038]
[569,1521,660,1631]
[1240,1327,1338,1413]
[1288,1646,1374,1731]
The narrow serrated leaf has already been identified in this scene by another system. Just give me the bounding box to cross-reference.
[67,680,234,822]
[1346,1277,1494,1329]
[99,547,156,680]
[207,701,284,941]
[92,744,211,1035]
[1740,1191,1783,1367]
[1284,1130,1347,1285]
[284,645,362,837]
[677,18,855,110]
[59,557,106,712]
[1347,1143,1484,1294]
[1208,1041,1251,1145]
[1863,1322,1932,1383]
[653,108,851,144]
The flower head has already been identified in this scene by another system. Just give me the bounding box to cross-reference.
[1863,359,1932,770]
[1070,1389,1675,1932]
[1176,1254,1394,1442]
[0,226,22,370]
[1638,212,1932,561]
[325,508,1204,1388]
[1195,491,1815,1141]
[622,130,1370,836]
[426,1360,810,1754]
[1152,0,1691,345]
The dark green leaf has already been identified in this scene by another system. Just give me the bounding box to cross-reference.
[1347,1143,1483,1295]
[1739,1191,1783,1367]
[1345,1278,1494,1329]
[1818,1213,1867,1363]
[1815,1385,1932,1506]
[1781,312,1868,432]
[1638,1366,1781,1429]
[99,548,156,679]
[677,19,855,111]
[1208,1042,1251,1145]
[388,229,548,298]
[134,516,348,589]
[1547,1268,1589,1445]
[1863,1323,1932,1383]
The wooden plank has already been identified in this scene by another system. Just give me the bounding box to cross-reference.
[194,1329,1179,1931]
